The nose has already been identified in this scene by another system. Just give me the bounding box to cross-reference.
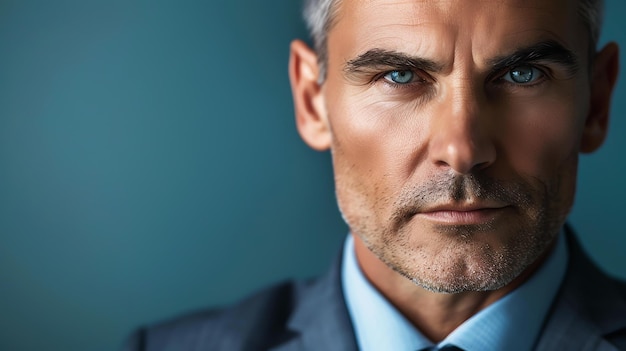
[428,85,496,174]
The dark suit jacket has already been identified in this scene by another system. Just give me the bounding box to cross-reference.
[124,228,626,351]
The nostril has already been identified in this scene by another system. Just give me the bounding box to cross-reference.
[431,143,496,175]
[428,105,496,175]
[472,159,494,171]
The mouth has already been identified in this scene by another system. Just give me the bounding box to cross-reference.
[417,203,510,225]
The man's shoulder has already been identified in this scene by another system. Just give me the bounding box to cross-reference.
[536,230,626,350]
[123,279,312,351]
[600,274,626,298]
[122,244,355,351]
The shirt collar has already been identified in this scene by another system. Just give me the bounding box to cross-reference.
[341,234,431,351]
[342,231,568,351]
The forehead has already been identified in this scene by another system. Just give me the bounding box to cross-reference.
[329,0,585,65]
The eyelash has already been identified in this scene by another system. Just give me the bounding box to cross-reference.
[492,64,551,88]
[373,64,551,90]
[373,70,429,89]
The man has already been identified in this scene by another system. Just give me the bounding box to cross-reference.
[124,0,625,350]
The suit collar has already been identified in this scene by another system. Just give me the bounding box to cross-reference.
[535,225,626,351]
[271,247,358,351]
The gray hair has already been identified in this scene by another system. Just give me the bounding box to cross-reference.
[303,0,605,82]
[303,0,342,82]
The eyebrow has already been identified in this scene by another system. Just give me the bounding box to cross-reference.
[344,49,444,76]
[487,40,580,76]
[343,40,580,78]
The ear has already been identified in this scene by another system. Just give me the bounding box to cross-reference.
[581,42,620,153]
[289,40,331,151]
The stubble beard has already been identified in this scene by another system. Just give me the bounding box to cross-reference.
[337,170,570,294]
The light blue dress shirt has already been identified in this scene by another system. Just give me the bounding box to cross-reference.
[342,231,568,351]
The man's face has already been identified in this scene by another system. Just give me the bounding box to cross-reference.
[292,0,615,293]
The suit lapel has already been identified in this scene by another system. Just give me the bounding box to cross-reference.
[271,250,359,351]
[534,300,619,351]
[535,227,626,351]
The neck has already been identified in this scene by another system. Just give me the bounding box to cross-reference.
[352,233,552,342]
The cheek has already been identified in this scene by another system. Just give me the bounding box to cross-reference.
[326,79,434,162]
[328,91,429,186]
[327,91,431,218]
[500,94,586,180]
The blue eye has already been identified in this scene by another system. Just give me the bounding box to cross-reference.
[503,65,544,84]
[384,70,414,84]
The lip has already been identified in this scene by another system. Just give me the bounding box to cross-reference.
[417,204,509,225]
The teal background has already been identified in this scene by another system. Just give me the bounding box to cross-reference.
[0,1,624,350]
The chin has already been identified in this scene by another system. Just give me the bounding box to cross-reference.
[376,221,558,294]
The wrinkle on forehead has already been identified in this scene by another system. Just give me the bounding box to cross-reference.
[337,0,577,35]
[331,0,582,71]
